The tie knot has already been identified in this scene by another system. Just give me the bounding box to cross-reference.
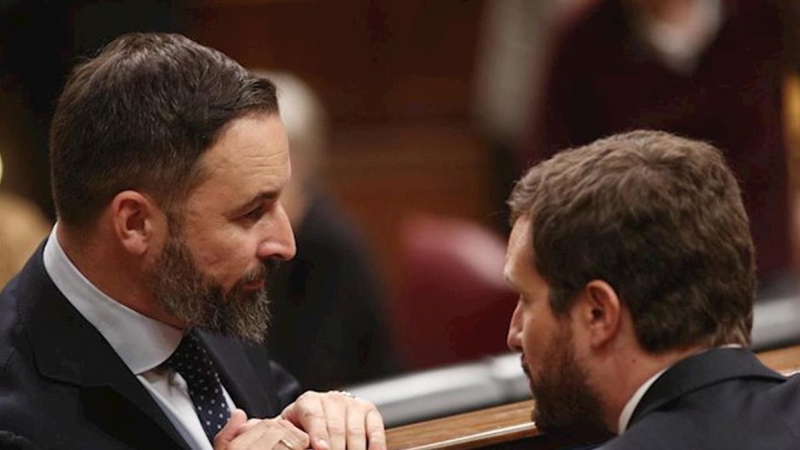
[165,332,221,386]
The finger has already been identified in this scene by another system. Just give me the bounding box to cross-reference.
[282,392,329,450]
[321,392,348,450]
[226,419,284,450]
[214,409,248,449]
[345,402,367,450]
[242,418,262,432]
[365,408,386,450]
[277,419,311,450]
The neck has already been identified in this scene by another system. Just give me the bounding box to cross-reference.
[56,223,184,328]
[597,343,707,432]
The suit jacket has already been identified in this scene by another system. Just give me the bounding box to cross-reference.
[604,348,800,449]
[0,245,302,449]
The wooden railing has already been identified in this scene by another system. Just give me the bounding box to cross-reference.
[385,344,800,450]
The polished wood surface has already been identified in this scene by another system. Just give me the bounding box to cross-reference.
[757,343,800,375]
[386,400,536,450]
[386,344,800,450]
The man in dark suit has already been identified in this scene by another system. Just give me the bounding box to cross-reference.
[504,130,800,448]
[0,33,385,450]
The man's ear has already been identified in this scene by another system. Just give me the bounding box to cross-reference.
[109,191,164,256]
[576,280,622,349]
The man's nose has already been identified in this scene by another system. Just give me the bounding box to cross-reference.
[507,302,523,351]
[257,203,297,261]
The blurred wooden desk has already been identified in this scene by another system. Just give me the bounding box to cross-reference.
[386,344,800,450]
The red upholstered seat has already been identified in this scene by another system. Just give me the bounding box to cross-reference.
[392,215,518,371]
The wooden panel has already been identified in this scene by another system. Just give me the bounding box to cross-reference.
[187,0,484,121]
[386,344,800,450]
[786,74,800,190]
[325,122,494,291]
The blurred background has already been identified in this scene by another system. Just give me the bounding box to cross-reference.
[1,0,799,422]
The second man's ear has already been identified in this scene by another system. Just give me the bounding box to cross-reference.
[579,280,623,349]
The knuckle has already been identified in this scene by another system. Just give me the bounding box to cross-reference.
[327,419,346,435]
[368,429,386,446]
[296,392,314,403]
[301,408,323,421]
[256,419,278,429]
[297,391,321,405]
[346,423,366,436]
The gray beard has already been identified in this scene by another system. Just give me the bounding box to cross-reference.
[151,232,277,342]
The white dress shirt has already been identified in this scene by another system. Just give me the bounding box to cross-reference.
[616,368,667,434]
[43,225,236,450]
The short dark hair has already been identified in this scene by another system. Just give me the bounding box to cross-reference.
[50,33,279,228]
[508,130,755,352]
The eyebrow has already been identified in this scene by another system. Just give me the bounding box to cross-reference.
[234,190,280,214]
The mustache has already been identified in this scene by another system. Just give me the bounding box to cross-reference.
[241,257,282,285]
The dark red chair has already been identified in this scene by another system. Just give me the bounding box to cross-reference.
[392,214,518,371]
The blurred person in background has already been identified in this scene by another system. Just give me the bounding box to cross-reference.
[0,191,50,288]
[472,0,595,232]
[522,0,795,294]
[259,71,398,389]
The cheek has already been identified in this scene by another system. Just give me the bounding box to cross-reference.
[520,319,537,355]
[522,317,550,365]
[191,236,253,278]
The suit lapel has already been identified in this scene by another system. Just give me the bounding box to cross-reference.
[630,348,785,427]
[19,248,191,449]
[196,331,279,418]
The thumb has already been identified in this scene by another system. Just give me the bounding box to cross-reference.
[214,409,248,448]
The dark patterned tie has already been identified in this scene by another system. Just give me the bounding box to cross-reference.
[165,331,231,443]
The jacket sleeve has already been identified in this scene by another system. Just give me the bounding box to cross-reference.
[0,431,42,450]
[270,360,303,409]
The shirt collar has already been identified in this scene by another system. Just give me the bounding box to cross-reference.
[43,224,183,375]
[617,367,667,434]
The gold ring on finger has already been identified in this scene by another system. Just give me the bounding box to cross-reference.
[277,438,295,450]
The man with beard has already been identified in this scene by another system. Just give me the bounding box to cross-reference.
[504,130,800,448]
[0,33,385,450]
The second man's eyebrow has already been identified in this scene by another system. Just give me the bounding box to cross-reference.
[504,271,520,291]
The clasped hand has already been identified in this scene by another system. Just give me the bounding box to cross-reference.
[215,391,385,450]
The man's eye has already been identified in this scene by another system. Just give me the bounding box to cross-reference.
[243,207,264,221]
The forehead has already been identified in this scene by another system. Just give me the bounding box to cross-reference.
[505,217,533,285]
[187,113,290,208]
